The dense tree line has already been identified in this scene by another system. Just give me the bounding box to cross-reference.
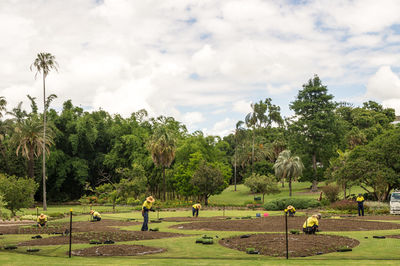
[0,74,399,204]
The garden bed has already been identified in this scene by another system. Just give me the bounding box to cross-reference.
[162,216,226,222]
[19,231,185,246]
[0,219,141,235]
[170,216,400,231]
[219,233,359,257]
[70,244,165,256]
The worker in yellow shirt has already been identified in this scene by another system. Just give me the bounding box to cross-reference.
[303,214,321,234]
[141,196,155,231]
[284,205,296,217]
[356,194,365,216]
[90,210,101,221]
[192,202,202,217]
[37,213,48,228]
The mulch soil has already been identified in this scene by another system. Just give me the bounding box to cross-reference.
[385,234,400,239]
[219,233,360,257]
[19,230,183,246]
[351,215,400,221]
[170,216,400,232]
[70,244,165,256]
[162,216,226,222]
[0,219,141,235]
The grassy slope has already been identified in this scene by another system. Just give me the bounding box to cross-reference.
[1,210,400,265]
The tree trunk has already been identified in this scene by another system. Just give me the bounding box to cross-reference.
[162,166,166,201]
[28,149,35,179]
[289,178,292,197]
[234,148,237,191]
[251,129,255,173]
[311,153,318,192]
[204,195,208,206]
[343,183,347,199]
[262,193,265,203]
[42,74,47,211]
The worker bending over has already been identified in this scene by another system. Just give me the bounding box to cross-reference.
[90,210,102,221]
[37,213,48,228]
[192,202,202,217]
[303,214,321,234]
[141,196,155,231]
[284,205,296,217]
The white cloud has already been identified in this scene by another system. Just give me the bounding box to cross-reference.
[2,0,400,135]
[366,66,400,101]
[204,118,235,137]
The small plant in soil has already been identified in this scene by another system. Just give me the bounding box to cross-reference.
[195,238,204,243]
[4,244,17,250]
[89,239,102,244]
[202,239,213,245]
[149,228,159,231]
[246,247,259,254]
[27,248,40,252]
[290,229,300,235]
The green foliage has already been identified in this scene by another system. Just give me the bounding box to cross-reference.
[263,197,320,211]
[244,173,279,202]
[0,174,38,216]
[321,184,340,203]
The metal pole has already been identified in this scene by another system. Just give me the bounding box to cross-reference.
[69,209,72,258]
[285,212,288,259]
[36,207,39,218]
[157,209,159,220]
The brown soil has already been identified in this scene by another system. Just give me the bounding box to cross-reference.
[0,219,140,235]
[386,234,400,239]
[19,231,184,246]
[219,233,359,257]
[170,216,400,231]
[162,216,226,222]
[70,244,165,256]
[351,215,400,221]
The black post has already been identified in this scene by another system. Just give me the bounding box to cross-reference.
[36,207,39,218]
[157,209,159,220]
[69,209,72,258]
[285,212,288,259]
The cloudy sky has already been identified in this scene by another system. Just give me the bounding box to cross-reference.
[1,0,400,136]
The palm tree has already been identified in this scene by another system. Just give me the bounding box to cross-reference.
[147,126,176,201]
[12,117,54,179]
[273,150,304,197]
[0,97,7,163]
[31,52,58,210]
[233,121,244,191]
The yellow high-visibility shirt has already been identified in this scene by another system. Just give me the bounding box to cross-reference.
[37,216,48,224]
[303,216,319,228]
[192,204,202,209]
[93,211,101,218]
[142,200,153,211]
[356,196,364,203]
[284,207,296,213]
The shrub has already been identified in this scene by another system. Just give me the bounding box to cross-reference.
[329,200,370,213]
[321,185,340,203]
[263,198,320,211]
[127,198,141,206]
[47,212,65,219]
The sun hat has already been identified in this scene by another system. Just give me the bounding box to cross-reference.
[146,196,155,203]
[90,210,94,214]
[287,205,294,209]
[313,213,321,219]
[39,213,46,218]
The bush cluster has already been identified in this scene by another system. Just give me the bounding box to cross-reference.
[263,198,320,211]
[329,199,370,214]
[321,184,340,203]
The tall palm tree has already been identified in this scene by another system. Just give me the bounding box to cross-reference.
[12,117,54,179]
[273,150,304,197]
[245,103,258,173]
[147,126,176,201]
[233,121,244,191]
[0,97,7,163]
[31,52,58,210]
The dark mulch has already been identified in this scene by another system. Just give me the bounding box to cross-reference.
[170,216,400,232]
[385,234,400,239]
[0,219,141,235]
[162,216,226,222]
[19,231,185,246]
[70,244,165,256]
[219,233,359,257]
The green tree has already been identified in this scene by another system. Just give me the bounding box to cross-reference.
[12,116,54,179]
[288,75,338,191]
[147,125,177,201]
[273,150,304,197]
[244,173,279,202]
[191,161,228,205]
[0,174,38,216]
[30,52,59,210]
